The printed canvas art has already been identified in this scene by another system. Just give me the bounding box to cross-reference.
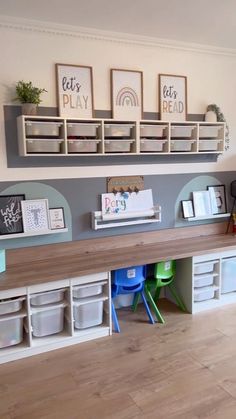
[0,195,25,235]
[21,199,49,233]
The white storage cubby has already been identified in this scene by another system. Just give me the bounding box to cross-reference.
[17,116,225,157]
[0,272,111,364]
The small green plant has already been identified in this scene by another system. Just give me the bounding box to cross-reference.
[206,103,229,150]
[15,80,47,105]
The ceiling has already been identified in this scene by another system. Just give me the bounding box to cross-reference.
[0,0,236,49]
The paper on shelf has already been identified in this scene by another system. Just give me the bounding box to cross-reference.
[101,189,154,218]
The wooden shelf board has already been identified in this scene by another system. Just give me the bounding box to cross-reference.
[187,213,230,222]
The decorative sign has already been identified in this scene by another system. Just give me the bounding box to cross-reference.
[49,207,65,230]
[0,195,25,235]
[56,63,94,118]
[21,199,49,232]
[101,189,153,216]
[107,176,144,193]
[111,69,143,120]
[159,74,187,121]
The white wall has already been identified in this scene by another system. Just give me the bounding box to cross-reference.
[0,19,236,181]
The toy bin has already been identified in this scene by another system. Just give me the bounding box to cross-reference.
[194,274,214,288]
[73,282,106,299]
[104,140,134,153]
[221,258,236,293]
[198,140,221,151]
[140,139,166,152]
[31,303,66,337]
[0,314,24,348]
[171,126,194,138]
[26,139,62,153]
[194,261,216,275]
[67,123,99,138]
[104,124,134,138]
[0,297,25,315]
[73,298,104,329]
[68,140,100,153]
[170,140,195,152]
[194,286,215,302]
[30,289,65,306]
[25,121,62,137]
[140,125,167,138]
[199,125,220,138]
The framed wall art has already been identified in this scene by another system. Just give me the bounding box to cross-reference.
[192,191,212,217]
[49,207,65,230]
[56,63,94,118]
[181,200,194,219]
[159,74,187,121]
[111,69,143,120]
[207,185,227,214]
[21,199,49,233]
[0,194,25,235]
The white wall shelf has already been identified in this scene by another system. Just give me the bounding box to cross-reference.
[17,115,225,157]
[0,228,68,240]
[187,213,230,222]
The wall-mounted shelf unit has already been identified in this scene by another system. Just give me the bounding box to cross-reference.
[187,213,230,222]
[92,205,161,230]
[17,116,225,157]
[0,228,68,240]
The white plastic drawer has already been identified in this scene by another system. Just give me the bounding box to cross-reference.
[0,297,24,315]
[67,123,99,137]
[25,121,62,137]
[199,126,221,138]
[30,289,65,306]
[194,261,217,275]
[171,140,195,152]
[0,314,25,348]
[26,139,62,153]
[105,140,134,152]
[194,286,216,302]
[221,258,236,293]
[68,139,100,153]
[73,281,106,299]
[104,124,134,137]
[171,126,194,138]
[31,303,66,337]
[199,140,221,151]
[194,274,214,288]
[73,298,104,329]
[140,139,166,152]
[140,125,167,138]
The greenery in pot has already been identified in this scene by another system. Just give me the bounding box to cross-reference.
[206,103,229,150]
[15,80,47,105]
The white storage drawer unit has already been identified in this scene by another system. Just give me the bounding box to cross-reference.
[104,140,134,153]
[73,298,105,329]
[140,139,167,152]
[171,140,195,152]
[194,274,214,288]
[194,261,217,275]
[31,303,66,337]
[140,125,167,138]
[67,123,100,138]
[199,140,222,151]
[171,126,195,138]
[25,121,63,137]
[104,124,134,138]
[194,286,216,302]
[221,258,236,293]
[73,281,106,299]
[199,125,220,138]
[0,314,25,349]
[68,139,100,153]
[30,289,65,306]
[26,139,63,153]
[0,297,24,315]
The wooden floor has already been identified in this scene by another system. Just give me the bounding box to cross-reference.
[1,300,236,419]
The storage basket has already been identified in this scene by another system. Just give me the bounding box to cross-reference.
[68,140,100,153]
[194,286,215,302]
[73,299,104,329]
[26,139,62,153]
[25,121,62,137]
[104,124,134,138]
[194,261,216,275]
[140,139,166,152]
[221,259,236,293]
[171,126,194,138]
[67,123,99,138]
[0,297,24,315]
[30,289,65,306]
[140,125,167,138]
[194,274,214,288]
[198,140,221,151]
[170,140,195,152]
[0,314,24,348]
[31,303,65,337]
[105,140,134,153]
[73,282,105,299]
[199,126,220,138]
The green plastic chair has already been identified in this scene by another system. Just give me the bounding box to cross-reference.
[132,260,186,324]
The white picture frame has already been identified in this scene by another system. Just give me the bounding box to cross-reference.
[159,74,187,121]
[207,185,227,214]
[21,199,49,233]
[56,63,94,118]
[181,200,194,219]
[111,69,143,120]
[49,207,65,230]
[192,191,212,217]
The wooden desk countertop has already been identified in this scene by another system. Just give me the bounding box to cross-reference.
[1,222,236,292]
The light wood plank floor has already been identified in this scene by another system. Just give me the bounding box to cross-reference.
[1,300,236,419]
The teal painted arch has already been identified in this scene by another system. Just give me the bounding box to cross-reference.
[0,182,72,249]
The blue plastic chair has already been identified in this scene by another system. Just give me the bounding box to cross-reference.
[111,265,155,332]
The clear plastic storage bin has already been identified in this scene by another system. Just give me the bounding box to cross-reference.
[105,140,134,153]
[104,124,134,138]
[0,314,24,348]
[73,298,104,329]
[0,297,24,315]
[221,258,236,293]
[194,274,214,288]
[171,126,194,138]
[140,139,166,152]
[140,125,167,138]
[194,286,216,302]
[73,282,105,299]
[31,303,66,337]
[67,123,99,138]
[199,126,220,138]
[30,289,65,306]
[68,140,100,153]
[171,140,195,152]
[26,139,62,153]
[194,261,216,275]
[25,121,62,137]
[198,140,221,151]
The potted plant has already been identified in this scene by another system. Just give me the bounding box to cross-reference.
[15,80,47,115]
[205,103,229,150]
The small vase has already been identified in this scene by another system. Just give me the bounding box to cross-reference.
[205,110,217,122]
[22,103,38,116]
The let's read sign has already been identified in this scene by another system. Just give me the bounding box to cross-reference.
[101,189,154,215]
[56,64,93,118]
[159,74,187,121]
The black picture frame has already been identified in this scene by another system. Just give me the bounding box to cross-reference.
[181,200,194,219]
[0,194,25,235]
[207,184,227,214]
[49,207,65,230]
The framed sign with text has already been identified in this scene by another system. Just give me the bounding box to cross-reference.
[159,74,187,121]
[56,63,94,118]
